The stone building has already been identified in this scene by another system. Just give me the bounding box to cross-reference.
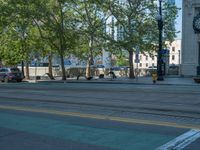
[133,39,181,76]
[181,0,200,76]
[166,39,181,66]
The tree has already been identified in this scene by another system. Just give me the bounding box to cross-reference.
[0,28,22,66]
[31,0,78,80]
[162,2,179,43]
[0,0,38,79]
[103,0,178,78]
[102,0,150,78]
[70,0,109,78]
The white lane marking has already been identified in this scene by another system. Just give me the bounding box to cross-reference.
[156,129,200,150]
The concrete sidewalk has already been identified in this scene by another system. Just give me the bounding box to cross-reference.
[27,76,199,86]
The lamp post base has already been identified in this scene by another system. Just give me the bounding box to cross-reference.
[157,75,164,81]
[197,66,200,76]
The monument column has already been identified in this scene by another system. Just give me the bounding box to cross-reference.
[181,0,200,76]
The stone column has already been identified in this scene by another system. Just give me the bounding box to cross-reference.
[181,0,200,76]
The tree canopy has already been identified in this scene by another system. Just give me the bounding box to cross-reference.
[0,0,178,79]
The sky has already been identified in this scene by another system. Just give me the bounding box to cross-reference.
[175,0,182,39]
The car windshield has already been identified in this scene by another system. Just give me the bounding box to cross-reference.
[0,69,8,72]
[10,68,20,72]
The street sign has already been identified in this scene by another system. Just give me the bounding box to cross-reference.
[160,49,169,63]
[161,49,169,54]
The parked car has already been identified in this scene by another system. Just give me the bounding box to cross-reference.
[96,64,105,68]
[0,67,23,82]
[111,66,121,71]
[168,64,179,75]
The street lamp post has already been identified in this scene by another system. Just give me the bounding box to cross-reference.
[178,50,181,75]
[157,0,164,81]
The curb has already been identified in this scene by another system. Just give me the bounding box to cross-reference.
[23,79,199,86]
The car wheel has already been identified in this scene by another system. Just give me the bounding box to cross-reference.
[4,76,9,83]
[17,79,22,82]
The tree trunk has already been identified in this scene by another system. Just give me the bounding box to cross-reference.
[21,60,25,78]
[59,1,66,81]
[48,52,55,80]
[129,51,135,79]
[60,51,66,80]
[86,58,91,79]
[25,61,30,79]
[86,36,94,79]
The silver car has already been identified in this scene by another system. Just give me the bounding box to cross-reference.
[0,67,23,82]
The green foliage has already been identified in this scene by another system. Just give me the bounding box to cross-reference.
[0,0,42,67]
[99,0,178,78]
[116,57,129,66]
[163,2,180,44]
[70,0,107,56]
[0,0,178,78]
[69,0,109,77]
[0,29,22,66]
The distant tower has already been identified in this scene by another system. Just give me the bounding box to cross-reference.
[167,0,175,5]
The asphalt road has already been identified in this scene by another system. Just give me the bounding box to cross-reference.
[0,82,200,149]
[0,109,190,150]
[0,82,200,124]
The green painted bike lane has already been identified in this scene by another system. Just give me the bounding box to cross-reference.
[0,112,180,150]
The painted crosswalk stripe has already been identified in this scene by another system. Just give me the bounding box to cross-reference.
[156,129,200,150]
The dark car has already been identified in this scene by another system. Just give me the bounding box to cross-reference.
[96,64,105,68]
[0,67,23,82]
[111,66,121,71]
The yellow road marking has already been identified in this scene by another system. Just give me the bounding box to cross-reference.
[0,105,199,130]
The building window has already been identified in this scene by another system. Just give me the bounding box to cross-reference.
[140,55,142,61]
[117,25,124,40]
[172,47,175,52]
[146,56,148,61]
[172,55,175,60]
[139,63,142,67]
[146,63,148,67]
[118,0,125,5]
[152,56,154,61]
[152,63,155,67]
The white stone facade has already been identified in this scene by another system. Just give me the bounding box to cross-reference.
[167,39,181,65]
[133,39,181,69]
[181,0,200,76]
[133,53,157,69]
